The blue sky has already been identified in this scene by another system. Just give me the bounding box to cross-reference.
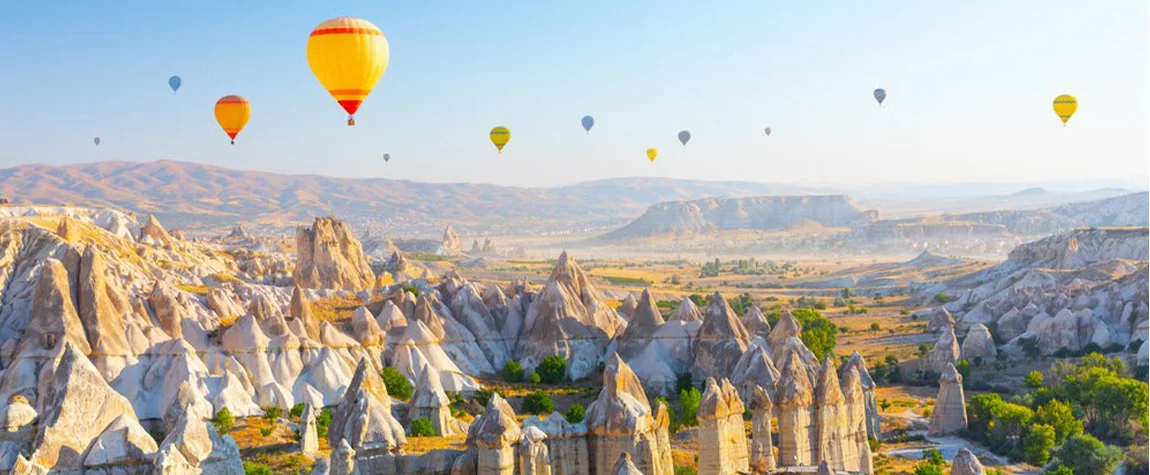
[0,1,1146,188]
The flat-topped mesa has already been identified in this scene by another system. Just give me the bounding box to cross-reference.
[690,292,752,381]
[742,305,772,337]
[928,324,961,373]
[842,351,881,440]
[749,385,776,474]
[815,357,851,472]
[839,365,875,475]
[293,217,375,291]
[585,355,672,475]
[616,288,666,360]
[697,378,750,475]
[928,363,967,436]
[516,251,624,381]
[950,448,986,475]
[668,296,703,322]
[776,351,816,467]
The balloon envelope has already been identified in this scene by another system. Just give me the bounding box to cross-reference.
[1053,94,1078,125]
[646,148,658,162]
[490,126,511,152]
[383,153,390,162]
[678,130,691,146]
[873,88,887,105]
[168,75,181,93]
[581,115,594,133]
[307,17,390,125]
[214,95,251,144]
[764,127,772,136]
[93,137,100,146]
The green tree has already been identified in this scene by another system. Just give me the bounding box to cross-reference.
[289,403,306,420]
[263,406,282,421]
[381,367,414,401]
[1050,434,1124,475]
[913,462,944,475]
[1043,466,1074,475]
[212,406,234,433]
[678,387,703,427]
[956,359,971,386]
[565,403,585,423]
[790,308,837,361]
[1035,400,1083,445]
[521,390,555,415]
[536,355,567,384]
[243,461,274,475]
[933,292,956,304]
[1024,371,1045,389]
[529,371,541,384]
[503,359,526,382]
[1022,423,1056,465]
[410,417,435,437]
[316,408,332,438]
[922,448,944,465]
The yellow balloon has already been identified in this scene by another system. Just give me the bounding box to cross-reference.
[646,148,658,162]
[490,126,511,153]
[214,95,251,145]
[1053,94,1077,125]
[307,17,390,126]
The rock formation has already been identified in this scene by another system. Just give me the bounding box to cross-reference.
[408,368,464,437]
[749,385,775,474]
[522,412,590,475]
[667,297,703,322]
[77,247,132,360]
[519,426,552,475]
[82,414,159,473]
[840,365,874,474]
[960,324,997,361]
[139,215,177,247]
[697,378,750,475]
[690,292,751,381]
[928,363,967,435]
[927,324,960,373]
[731,338,780,404]
[776,352,816,467]
[585,355,672,475]
[741,305,772,337]
[617,294,638,321]
[928,308,955,333]
[21,259,92,358]
[442,225,463,255]
[814,358,851,472]
[294,217,375,291]
[842,352,880,440]
[615,289,665,360]
[301,402,319,457]
[608,452,643,475]
[290,285,321,340]
[766,311,818,377]
[470,393,521,475]
[327,358,406,472]
[950,448,985,475]
[515,252,624,380]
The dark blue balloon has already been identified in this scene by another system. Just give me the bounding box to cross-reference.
[169,75,182,93]
[678,130,691,146]
[581,115,594,133]
[874,88,886,105]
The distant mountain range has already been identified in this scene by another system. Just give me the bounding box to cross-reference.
[0,160,1141,237]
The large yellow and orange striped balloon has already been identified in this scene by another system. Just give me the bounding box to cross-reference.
[214,95,251,144]
[307,17,390,126]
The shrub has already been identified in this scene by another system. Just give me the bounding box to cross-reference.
[956,359,971,386]
[263,406,282,421]
[565,403,585,423]
[1035,400,1082,445]
[243,461,274,475]
[290,402,306,420]
[870,323,881,331]
[529,371,541,384]
[259,426,274,437]
[522,390,555,415]
[473,388,500,405]
[536,355,567,384]
[410,417,436,437]
[1050,434,1124,475]
[922,448,944,465]
[381,367,413,401]
[503,360,526,382]
[914,462,944,475]
[212,406,234,433]
[1044,467,1074,475]
[932,292,956,304]
[1022,423,1056,465]
[316,409,332,439]
[401,285,420,296]
[678,387,702,427]
[675,373,694,394]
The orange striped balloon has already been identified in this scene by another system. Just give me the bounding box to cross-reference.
[214,95,251,144]
[307,17,390,126]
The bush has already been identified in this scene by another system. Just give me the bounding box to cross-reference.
[521,390,555,415]
[870,323,881,331]
[212,407,234,433]
[956,359,971,386]
[263,406,282,421]
[1022,423,1055,465]
[410,417,435,437]
[316,409,332,439]
[1035,400,1082,445]
[259,426,274,437]
[1050,434,1124,475]
[473,388,500,406]
[503,360,526,382]
[290,403,306,420]
[565,403,585,423]
[932,292,956,304]
[243,461,274,475]
[529,371,541,384]
[1044,467,1074,475]
[922,448,944,465]
[678,387,702,427]
[401,285,420,296]
[914,462,944,475]
[536,355,567,384]
[381,367,413,401]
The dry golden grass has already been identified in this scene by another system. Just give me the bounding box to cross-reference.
[404,434,466,454]
[218,315,239,328]
[175,284,210,295]
[671,449,696,471]
[212,271,244,285]
[311,294,366,323]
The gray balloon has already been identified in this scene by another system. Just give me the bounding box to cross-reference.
[93,137,101,146]
[764,127,771,136]
[678,130,691,146]
[383,153,390,162]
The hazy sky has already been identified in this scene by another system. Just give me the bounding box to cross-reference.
[1,1,1146,188]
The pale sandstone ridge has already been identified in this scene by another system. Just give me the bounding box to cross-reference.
[442,225,463,255]
[928,363,967,435]
[690,292,752,381]
[617,294,638,321]
[697,377,749,475]
[521,412,590,475]
[950,448,985,475]
[585,355,673,475]
[21,258,92,357]
[515,252,624,380]
[300,403,319,457]
[293,217,375,290]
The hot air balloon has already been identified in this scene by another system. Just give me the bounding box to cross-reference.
[93,137,101,146]
[490,126,511,153]
[168,75,181,94]
[873,88,887,106]
[764,127,772,136]
[1053,94,1077,126]
[214,95,251,145]
[678,130,691,146]
[581,115,594,134]
[307,17,390,126]
[646,148,658,162]
[383,153,391,163]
